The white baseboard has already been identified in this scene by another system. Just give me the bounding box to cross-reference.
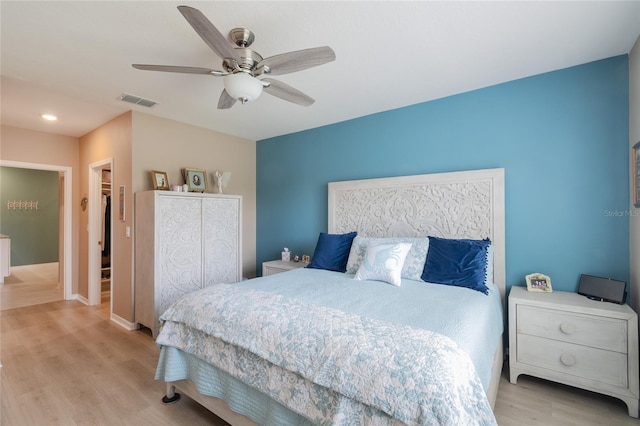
[74,294,89,305]
[71,293,137,332]
[111,312,137,332]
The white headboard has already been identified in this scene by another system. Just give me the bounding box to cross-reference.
[328,168,505,300]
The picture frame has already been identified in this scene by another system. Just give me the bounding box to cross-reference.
[183,168,207,193]
[151,170,169,190]
[119,185,126,222]
[526,272,553,293]
[634,141,640,208]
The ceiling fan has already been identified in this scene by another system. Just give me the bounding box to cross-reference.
[132,5,336,109]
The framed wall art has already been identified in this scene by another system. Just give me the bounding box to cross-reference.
[183,168,207,193]
[151,170,169,190]
[634,141,640,208]
[119,185,126,221]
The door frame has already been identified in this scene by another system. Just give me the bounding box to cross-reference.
[0,160,72,299]
[88,159,113,306]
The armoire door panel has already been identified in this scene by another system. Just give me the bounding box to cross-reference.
[135,191,242,337]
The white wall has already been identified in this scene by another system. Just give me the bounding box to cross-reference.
[630,36,640,313]
[131,111,257,278]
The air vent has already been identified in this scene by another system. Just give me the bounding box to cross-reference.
[119,93,158,108]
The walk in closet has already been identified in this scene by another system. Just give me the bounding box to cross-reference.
[101,169,111,300]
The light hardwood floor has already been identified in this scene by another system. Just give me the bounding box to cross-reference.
[1,277,637,425]
[1,300,227,425]
[1,263,63,310]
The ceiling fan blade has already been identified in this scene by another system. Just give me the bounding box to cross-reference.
[217,89,237,109]
[132,64,225,76]
[177,5,241,62]
[262,78,314,106]
[258,46,335,76]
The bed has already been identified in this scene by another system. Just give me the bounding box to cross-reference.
[154,168,506,425]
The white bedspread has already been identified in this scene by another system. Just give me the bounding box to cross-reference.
[156,282,497,425]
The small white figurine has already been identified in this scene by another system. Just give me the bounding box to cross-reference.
[215,171,232,194]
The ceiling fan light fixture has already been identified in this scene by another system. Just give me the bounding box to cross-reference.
[133,6,335,109]
[223,73,263,104]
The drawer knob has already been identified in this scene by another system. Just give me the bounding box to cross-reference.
[560,353,576,366]
[559,322,575,334]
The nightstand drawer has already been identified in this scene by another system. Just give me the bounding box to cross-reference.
[518,305,628,353]
[517,334,628,388]
[264,265,291,275]
[262,260,307,276]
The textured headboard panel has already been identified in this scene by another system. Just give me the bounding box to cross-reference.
[328,168,505,300]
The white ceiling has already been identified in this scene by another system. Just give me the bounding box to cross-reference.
[1,1,639,141]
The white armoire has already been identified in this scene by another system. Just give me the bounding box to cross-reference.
[134,190,242,337]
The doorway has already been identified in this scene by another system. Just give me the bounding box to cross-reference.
[0,263,61,310]
[88,159,113,307]
[0,160,72,300]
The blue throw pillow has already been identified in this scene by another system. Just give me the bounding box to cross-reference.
[306,231,357,272]
[421,236,491,294]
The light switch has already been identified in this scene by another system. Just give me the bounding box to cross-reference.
[126,226,131,238]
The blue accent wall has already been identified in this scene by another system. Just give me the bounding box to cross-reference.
[257,56,630,293]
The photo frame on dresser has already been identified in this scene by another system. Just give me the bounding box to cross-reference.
[151,170,169,190]
[526,272,553,292]
[183,168,207,192]
[634,141,640,208]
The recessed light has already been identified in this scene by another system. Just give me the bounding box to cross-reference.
[41,114,58,121]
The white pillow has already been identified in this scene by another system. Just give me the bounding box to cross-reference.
[353,241,412,287]
[346,236,429,281]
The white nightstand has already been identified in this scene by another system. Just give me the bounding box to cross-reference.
[262,260,307,276]
[509,285,639,417]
